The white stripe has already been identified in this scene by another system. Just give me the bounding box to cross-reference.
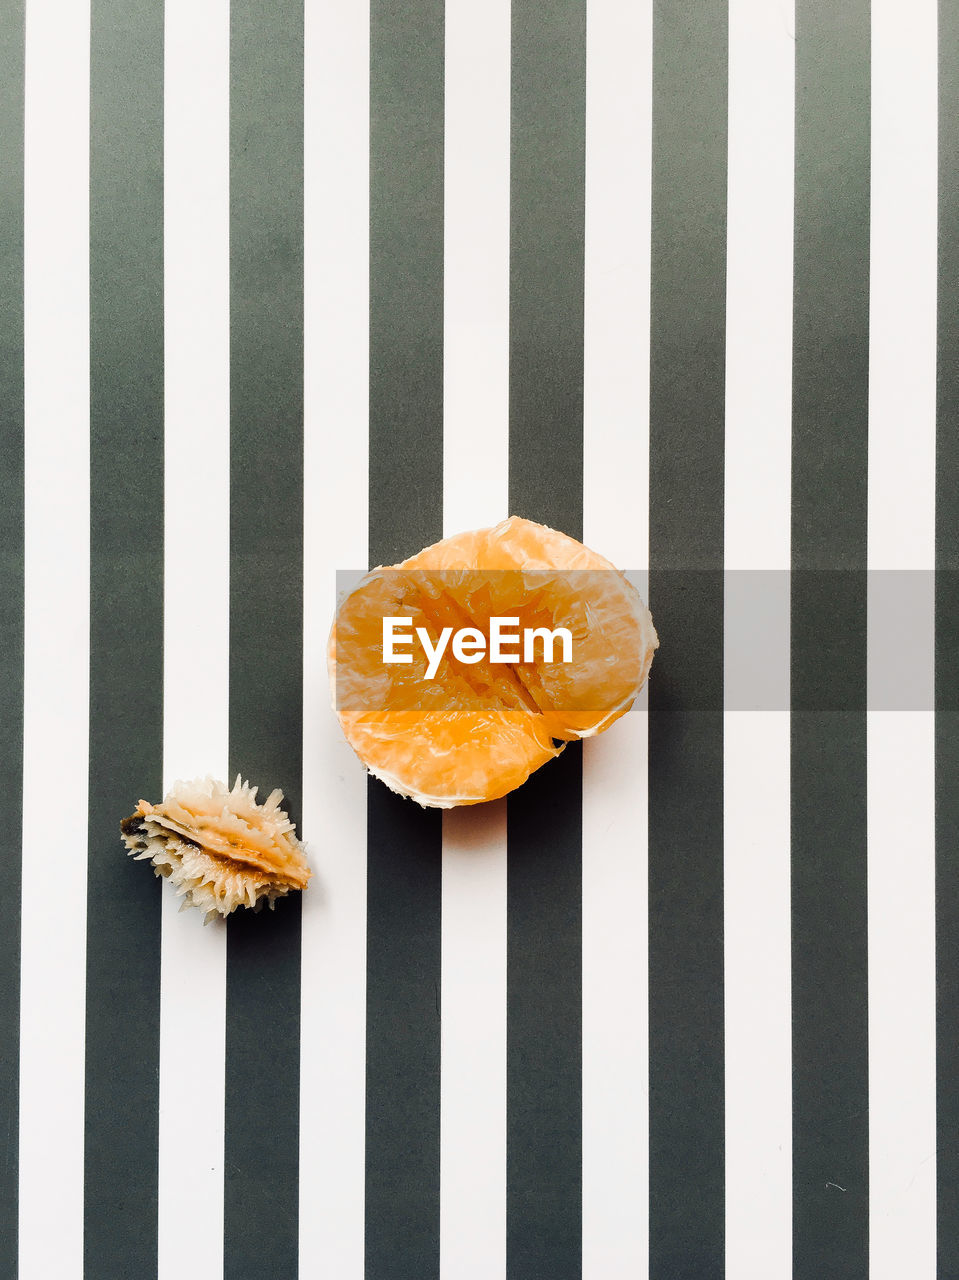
[722,711,792,1270]
[158,2,230,1275]
[581,0,652,1271]
[439,804,508,1280]
[867,711,936,1276]
[723,0,793,1274]
[442,0,510,533]
[868,0,937,574]
[582,0,651,576]
[580,715,649,1278]
[724,0,793,575]
[440,2,510,1274]
[867,0,938,1273]
[19,1,90,1273]
[299,0,370,1273]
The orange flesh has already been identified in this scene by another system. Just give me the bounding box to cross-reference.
[329,516,658,807]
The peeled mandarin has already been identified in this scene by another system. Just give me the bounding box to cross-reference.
[328,515,658,807]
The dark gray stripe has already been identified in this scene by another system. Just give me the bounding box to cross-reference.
[364,788,442,1278]
[368,0,445,571]
[505,748,584,1278]
[225,3,304,1276]
[647,0,727,1273]
[85,1,164,1274]
[0,3,24,1272]
[791,1,870,1275]
[508,0,585,538]
[507,1,585,1273]
[937,0,959,1270]
[366,3,444,1275]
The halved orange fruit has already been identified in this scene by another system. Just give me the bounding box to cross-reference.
[328,516,658,806]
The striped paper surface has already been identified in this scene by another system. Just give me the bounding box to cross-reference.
[2,0,957,1277]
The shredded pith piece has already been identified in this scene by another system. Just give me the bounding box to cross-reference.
[120,775,312,922]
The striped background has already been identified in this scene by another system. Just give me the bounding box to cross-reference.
[1,0,956,1277]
